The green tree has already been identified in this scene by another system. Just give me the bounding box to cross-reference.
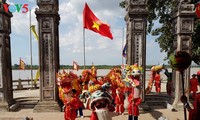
[120,0,200,65]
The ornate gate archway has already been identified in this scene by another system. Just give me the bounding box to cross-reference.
[0,0,195,111]
[125,0,195,110]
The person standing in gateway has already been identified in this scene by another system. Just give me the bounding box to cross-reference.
[189,74,199,99]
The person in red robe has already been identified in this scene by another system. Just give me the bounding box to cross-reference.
[190,74,199,99]
[63,89,80,120]
[128,87,142,120]
[154,71,161,93]
[115,88,125,115]
[181,93,200,120]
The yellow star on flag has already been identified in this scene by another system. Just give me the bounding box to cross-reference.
[92,21,101,31]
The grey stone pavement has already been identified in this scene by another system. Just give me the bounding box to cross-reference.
[1,81,200,120]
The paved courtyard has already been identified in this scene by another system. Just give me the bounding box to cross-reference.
[0,106,186,120]
[1,75,200,120]
[0,87,193,120]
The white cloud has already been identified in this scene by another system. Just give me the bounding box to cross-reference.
[10,0,166,65]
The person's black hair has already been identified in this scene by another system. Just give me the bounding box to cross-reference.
[72,89,76,93]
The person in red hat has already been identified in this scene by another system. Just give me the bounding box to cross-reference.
[189,74,199,99]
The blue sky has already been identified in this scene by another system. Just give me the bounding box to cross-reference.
[8,0,167,66]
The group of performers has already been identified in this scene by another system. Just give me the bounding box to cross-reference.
[56,64,200,120]
[56,63,144,120]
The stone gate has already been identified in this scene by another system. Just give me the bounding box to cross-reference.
[0,0,196,111]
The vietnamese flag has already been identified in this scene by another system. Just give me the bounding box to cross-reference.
[83,3,113,40]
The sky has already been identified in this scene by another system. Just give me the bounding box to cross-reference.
[7,0,167,66]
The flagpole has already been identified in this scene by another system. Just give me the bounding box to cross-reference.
[122,27,124,65]
[19,58,21,80]
[83,28,86,69]
[29,9,33,89]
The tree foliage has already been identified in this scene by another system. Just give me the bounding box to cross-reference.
[120,0,200,65]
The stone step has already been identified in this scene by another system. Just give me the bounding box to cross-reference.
[33,101,61,112]
[15,97,39,109]
[19,101,38,108]
[145,93,171,108]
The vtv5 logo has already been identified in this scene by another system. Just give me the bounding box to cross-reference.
[3,4,29,13]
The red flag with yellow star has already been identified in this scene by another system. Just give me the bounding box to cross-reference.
[83,3,113,40]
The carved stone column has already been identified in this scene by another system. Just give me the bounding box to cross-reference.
[125,0,148,101]
[34,0,60,112]
[0,0,18,111]
[171,0,194,109]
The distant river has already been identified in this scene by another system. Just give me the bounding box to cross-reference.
[12,67,200,81]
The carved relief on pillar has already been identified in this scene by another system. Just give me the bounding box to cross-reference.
[129,5,148,13]
[42,33,53,87]
[42,19,52,29]
[180,36,190,50]
[179,4,194,12]
[181,19,193,32]
[37,5,53,12]
[43,90,53,99]
[37,0,58,12]
[127,0,148,13]
[134,20,143,30]
[133,33,142,64]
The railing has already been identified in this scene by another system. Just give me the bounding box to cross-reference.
[13,79,39,90]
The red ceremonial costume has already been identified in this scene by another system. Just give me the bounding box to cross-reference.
[122,64,143,120]
[190,75,199,99]
[56,70,81,120]
[154,72,161,93]
[115,88,125,115]
[145,65,164,94]
[189,94,200,120]
[128,88,142,116]
[64,94,80,120]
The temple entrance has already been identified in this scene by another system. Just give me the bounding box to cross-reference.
[124,0,195,110]
[0,0,196,112]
